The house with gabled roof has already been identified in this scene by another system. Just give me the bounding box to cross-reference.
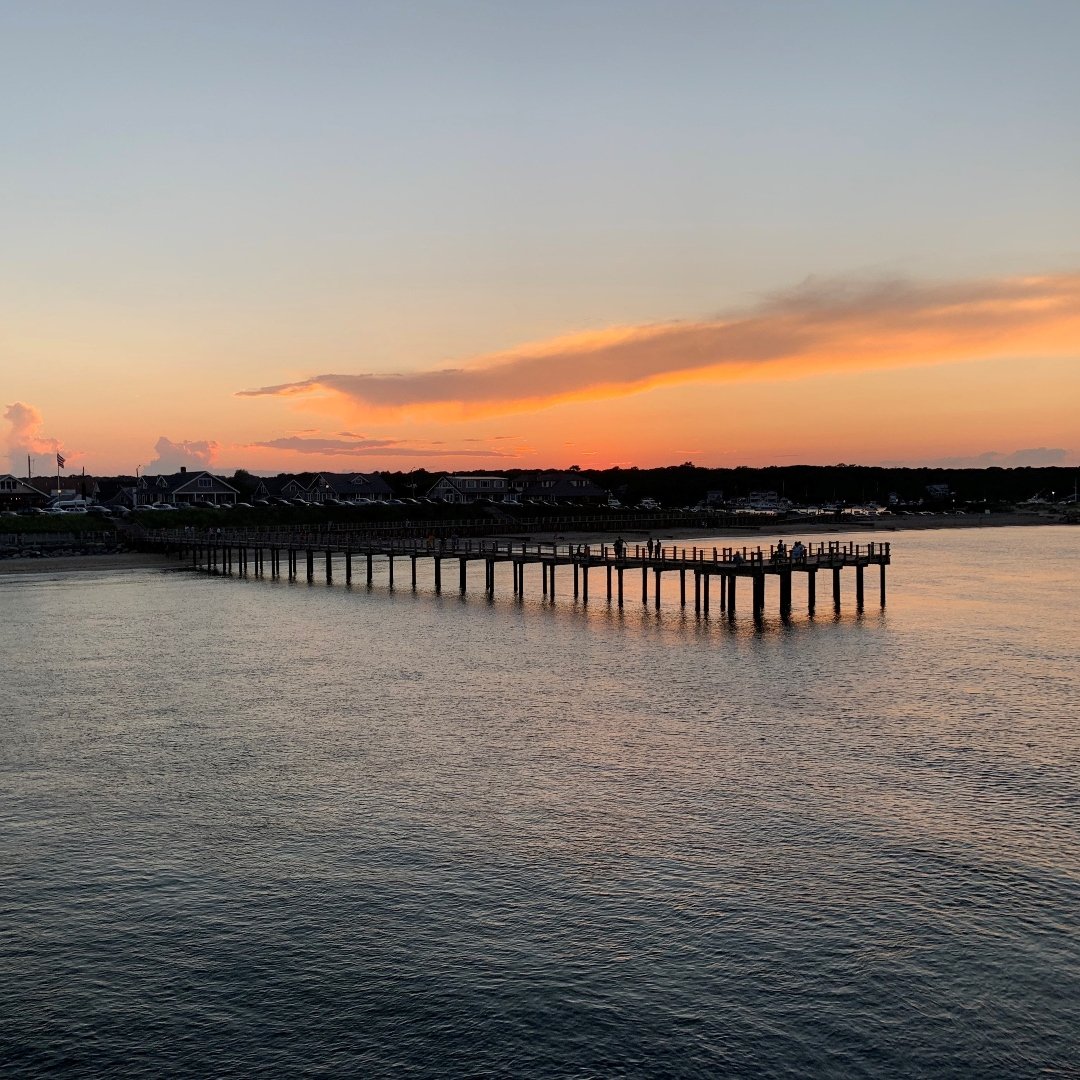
[252,475,315,502]
[427,474,510,504]
[138,468,238,506]
[515,471,608,504]
[0,475,49,509]
[310,472,393,503]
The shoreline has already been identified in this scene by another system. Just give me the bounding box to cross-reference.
[0,513,1067,577]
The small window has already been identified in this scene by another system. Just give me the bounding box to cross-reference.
[198,477,212,488]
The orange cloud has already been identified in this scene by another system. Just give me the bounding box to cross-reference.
[238,272,1080,420]
[4,401,61,471]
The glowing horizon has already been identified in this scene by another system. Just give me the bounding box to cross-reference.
[2,4,1078,475]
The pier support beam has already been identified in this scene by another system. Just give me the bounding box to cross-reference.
[753,571,765,617]
[856,564,865,610]
[833,567,842,610]
[807,569,816,614]
[434,557,442,593]
[325,550,332,583]
[582,564,589,604]
[779,569,792,617]
[345,550,352,584]
[388,554,394,589]
[306,549,314,583]
[642,564,648,605]
[727,574,736,619]
[412,554,418,591]
[367,553,374,586]
[879,563,886,607]
[655,567,662,610]
[459,558,467,593]
[617,567,624,608]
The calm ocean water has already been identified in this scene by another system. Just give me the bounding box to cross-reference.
[2,525,1078,1079]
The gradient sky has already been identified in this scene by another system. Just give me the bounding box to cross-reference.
[2,1,1078,475]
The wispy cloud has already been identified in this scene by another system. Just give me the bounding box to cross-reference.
[248,436,512,458]
[238,272,1080,419]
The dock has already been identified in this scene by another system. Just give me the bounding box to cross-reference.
[139,531,891,619]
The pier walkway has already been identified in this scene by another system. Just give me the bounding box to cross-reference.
[139,531,891,618]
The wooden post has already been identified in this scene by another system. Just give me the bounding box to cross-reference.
[549,562,555,598]
[412,553,418,590]
[679,567,685,607]
[459,557,467,593]
[582,564,589,603]
[654,567,661,610]
[306,549,314,583]
[694,569,701,613]
[607,563,612,601]
[434,556,442,592]
[719,574,726,612]
[727,573,736,618]
[542,562,548,596]
[325,549,332,583]
[367,552,374,585]
[573,560,579,598]
[833,566,841,609]
[879,562,886,607]
[779,569,791,616]
[753,570,765,617]
[617,567,624,607]
[856,564,865,609]
[807,568,816,614]
[388,554,394,589]
[641,564,648,605]
[345,549,352,584]
[702,572,710,615]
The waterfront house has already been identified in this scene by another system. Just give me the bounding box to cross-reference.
[0,475,49,510]
[514,472,608,505]
[310,472,393,503]
[139,468,239,506]
[428,475,511,504]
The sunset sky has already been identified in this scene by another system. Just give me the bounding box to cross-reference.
[3,1,1078,476]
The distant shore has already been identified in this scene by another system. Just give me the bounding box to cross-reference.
[505,510,1066,545]
[0,511,1067,578]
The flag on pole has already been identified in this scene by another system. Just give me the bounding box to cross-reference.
[57,453,65,469]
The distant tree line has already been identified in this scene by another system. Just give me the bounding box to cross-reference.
[222,464,1077,508]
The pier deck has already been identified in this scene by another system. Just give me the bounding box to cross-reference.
[140,531,890,619]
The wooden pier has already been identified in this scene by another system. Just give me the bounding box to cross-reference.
[140,531,890,620]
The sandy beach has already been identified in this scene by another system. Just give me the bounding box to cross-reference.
[0,552,189,576]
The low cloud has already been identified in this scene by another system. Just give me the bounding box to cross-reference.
[929,447,1079,468]
[238,272,1080,419]
[248,436,512,458]
[148,437,219,472]
[4,401,62,473]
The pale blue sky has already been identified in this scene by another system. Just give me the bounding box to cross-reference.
[1,2,1078,470]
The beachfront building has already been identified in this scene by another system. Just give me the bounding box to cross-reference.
[0,475,49,510]
[310,472,393,503]
[251,475,314,503]
[139,468,239,507]
[514,471,608,505]
[428,475,510,504]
